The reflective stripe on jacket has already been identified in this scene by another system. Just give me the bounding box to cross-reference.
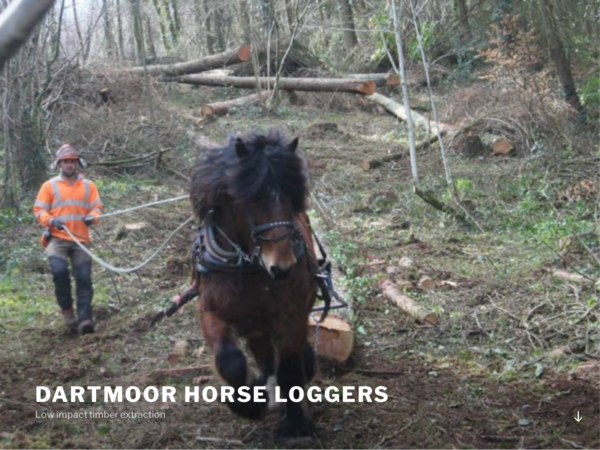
[33,174,103,244]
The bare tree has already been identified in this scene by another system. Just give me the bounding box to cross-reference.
[115,0,125,59]
[454,0,471,43]
[102,0,115,58]
[128,0,144,62]
[339,0,358,53]
[540,0,584,117]
[390,0,419,185]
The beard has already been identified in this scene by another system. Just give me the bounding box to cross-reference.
[61,167,76,178]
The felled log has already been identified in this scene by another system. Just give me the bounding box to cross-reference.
[129,45,251,76]
[492,138,515,155]
[552,270,592,284]
[365,92,455,132]
[162,74,376,95]
[307,314,354,363]
[201,92,270,117]
[381,279,438,326]
[348,73,400,87]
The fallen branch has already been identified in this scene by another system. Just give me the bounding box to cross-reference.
[162,74,376,95]
[365,92,455,132]
[196,436,244,447]
[552,270,594,284]
[414,186,467,224]
[129,45,251,76]
[360,134,440,170]
[201,92,270,117]
[381,279,438,325]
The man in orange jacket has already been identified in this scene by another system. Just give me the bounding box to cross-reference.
[33,144,103,335]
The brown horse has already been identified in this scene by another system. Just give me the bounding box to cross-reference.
[190,128,318,439]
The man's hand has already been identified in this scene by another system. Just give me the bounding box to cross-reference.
[83,216,94,226]
[50,218,65,230]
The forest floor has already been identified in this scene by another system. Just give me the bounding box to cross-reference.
[0,81,598,449]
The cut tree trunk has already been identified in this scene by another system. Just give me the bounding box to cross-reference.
[307,314,354,363]
[163,74,376,95]
[201,91,270,117]
[129,45,251,76]
[347,73,400,86]
[365,92,455,132]
[381,279,438,325]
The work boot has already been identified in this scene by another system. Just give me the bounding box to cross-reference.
[78,319,95,335]
[62,308,78,332]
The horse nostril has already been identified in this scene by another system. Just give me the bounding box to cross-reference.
[270,266,291,280]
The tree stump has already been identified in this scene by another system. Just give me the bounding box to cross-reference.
[452,132,485,157]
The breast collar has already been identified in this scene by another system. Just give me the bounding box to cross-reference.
[193,212,306,275]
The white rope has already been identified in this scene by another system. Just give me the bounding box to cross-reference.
[99,195,189,219]
[62,216,194,274]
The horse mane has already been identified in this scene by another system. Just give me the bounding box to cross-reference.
[190,128,309,220]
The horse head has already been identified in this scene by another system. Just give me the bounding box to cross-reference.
[191,129,309,279]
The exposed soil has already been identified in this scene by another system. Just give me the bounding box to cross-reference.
[0,88,598,449]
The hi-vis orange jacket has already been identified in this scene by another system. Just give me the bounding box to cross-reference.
[33,174,103,244]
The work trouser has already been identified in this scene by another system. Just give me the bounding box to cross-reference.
[46,238,94,322]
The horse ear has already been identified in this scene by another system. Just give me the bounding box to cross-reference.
[235,138,249,158]
[288,137,299,153]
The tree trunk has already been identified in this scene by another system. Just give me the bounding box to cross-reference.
[163,74,376,94]
[339,0,358,53]
[102,0,115,58]
[540,0,584,116]
[71,0,85,61]
[128,0,144,62]
[201,92,270,117]
[213,3,226,52]
[285,0,296,32]
[115,0,125,59]
[165,0,179,46]
[169,0,181,43]
[152,0,172,52]
[203,0,215,54]
[454,0,472,43]
[144,14,156,60]
[347,73,400,86]
[365,93,455,132]
[50,0,65,62]
[129,45,251,76]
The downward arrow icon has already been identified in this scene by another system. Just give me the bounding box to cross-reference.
[574,411,582,422]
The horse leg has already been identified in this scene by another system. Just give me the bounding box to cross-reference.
[276,346,316,440]
[200,310,247,389]
[247,335,278,413]
[303,342,316,382]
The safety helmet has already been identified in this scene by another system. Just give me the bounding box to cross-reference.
[51,144,87,169]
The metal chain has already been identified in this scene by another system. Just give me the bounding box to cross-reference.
[311,312,321,355]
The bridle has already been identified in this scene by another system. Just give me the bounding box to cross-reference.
[246,211,305,270]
